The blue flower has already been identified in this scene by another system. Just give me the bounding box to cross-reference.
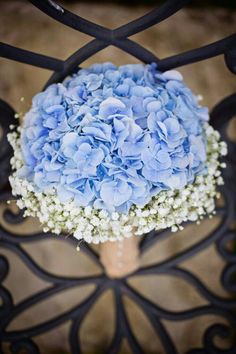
[20,63,209,213]
[148,116,186,149]
[98,97,131,120]
[74,143,104,176]
[57,179,95,206]
[141,146,172,184]
[82,121,112,142]
[100,179,132,209]
[61,133,105,177]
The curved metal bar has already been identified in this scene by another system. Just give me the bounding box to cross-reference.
[0,190,14,202]
[0,255,9,282]
[0,227,59,243]
[0,241,94,284]
[122,281,178,354]
[203,324,236,354]
[113,0,191,39]
[0,2,236,353]
[166,267,236,309]
[79,242,103,268]
[139,229,175,254]
[139,204,226,254]
[0,99,16,191]
[211,92,236,129]
[111,38,159,63]
[0,42,64,71]
[10,339,40,354]
[29,0,190,41]
[28,0,161,88]
[0,257,12,318]
[1,2,235,85]
[1,284,106,341]
[144,311,236,354]
[44,39,108,87]
[221,263,236,293]
[123,282,236,324]
[145,314,177,354]
[0,38,157,80]
[135,199,232,275]
[157,34,236,71]
[3,208,25,225]
[216,231,236,263]
[69,317,82,354]
[0,225,102,267]
[1,275,104,332]
[106,332,122,354]
[2,32,235,78]
[0,287,13,316]
[29,0,110,41]
[123,283,178,354]
[210,93,236,182]
[126,264,236,317]
[114,288,144,354]
[45,38,159,87]
[106,286,123,354]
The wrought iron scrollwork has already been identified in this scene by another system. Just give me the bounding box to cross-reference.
[0,100,15,192]
[0,0,235,353]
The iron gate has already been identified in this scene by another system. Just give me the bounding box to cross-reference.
[0,1,236,353]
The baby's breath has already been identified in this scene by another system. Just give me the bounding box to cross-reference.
[8,123,226,244]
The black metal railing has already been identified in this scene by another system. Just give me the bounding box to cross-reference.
[0,1,236,353]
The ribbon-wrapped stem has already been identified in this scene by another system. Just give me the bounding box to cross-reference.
[100,236,140,278]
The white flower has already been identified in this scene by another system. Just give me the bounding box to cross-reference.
[7,123,227,244]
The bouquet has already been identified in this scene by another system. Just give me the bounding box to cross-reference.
[8,63,227,244]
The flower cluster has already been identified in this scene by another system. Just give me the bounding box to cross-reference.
[19,63,208,214]
[8,63,227,243]
[8,124,226,243]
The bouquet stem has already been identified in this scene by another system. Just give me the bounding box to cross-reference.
[100,236,140,278]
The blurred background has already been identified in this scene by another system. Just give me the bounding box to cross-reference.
[0,1,235,353]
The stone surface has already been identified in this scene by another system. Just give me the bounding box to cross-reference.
[0,1,235,353]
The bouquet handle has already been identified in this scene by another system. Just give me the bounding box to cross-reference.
[100,236,140,278]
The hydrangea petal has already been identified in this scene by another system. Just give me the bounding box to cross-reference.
[18,62,209,215]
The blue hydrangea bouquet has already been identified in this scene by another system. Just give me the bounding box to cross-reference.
[8,63,227,244]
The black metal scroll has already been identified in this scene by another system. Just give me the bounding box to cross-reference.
[0,1,235,353]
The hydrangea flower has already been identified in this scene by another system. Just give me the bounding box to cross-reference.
[8,63,227,244]
[18,63,209,214]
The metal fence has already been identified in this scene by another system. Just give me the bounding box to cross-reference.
[0,1,236,353]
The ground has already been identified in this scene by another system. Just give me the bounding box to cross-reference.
[0,1,235,353]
